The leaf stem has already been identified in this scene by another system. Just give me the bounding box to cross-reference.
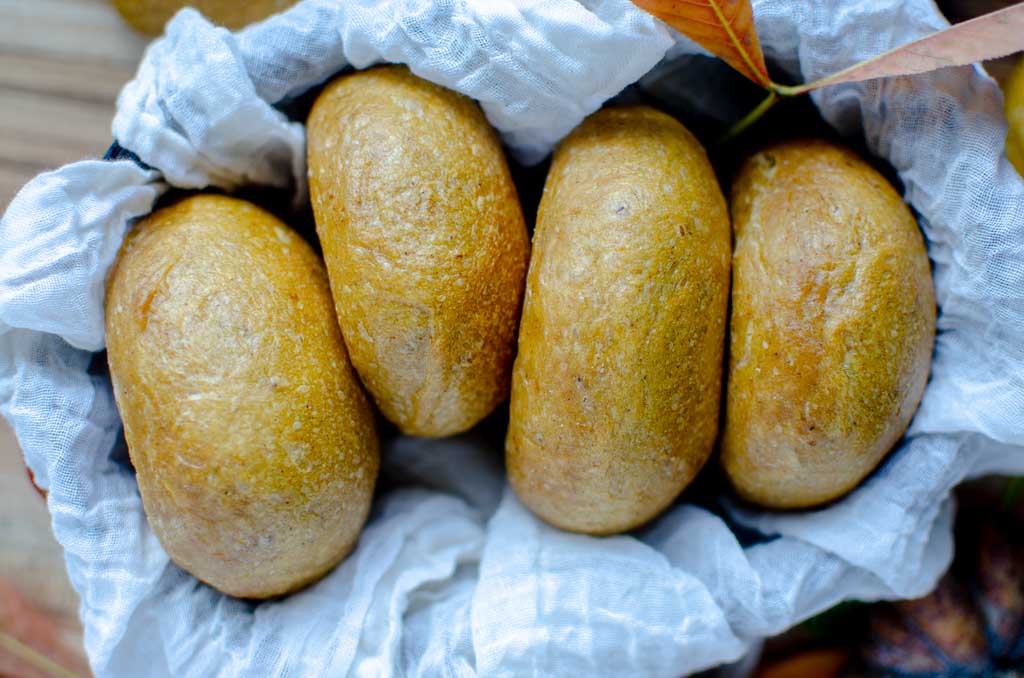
[770,81,812,97]
[1004,476,1024,510]
[718,90,779,144]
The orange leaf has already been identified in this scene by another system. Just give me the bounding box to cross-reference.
[786,3,1024,94]
[754,648,849,678]
[631,0,771,88]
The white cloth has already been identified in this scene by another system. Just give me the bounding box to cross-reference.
[3,0,1024,675]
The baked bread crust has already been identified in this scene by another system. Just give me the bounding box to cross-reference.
[105,194,378,598]
[722,140,936,509]
[507,106,731,535]
[307,65,530,437]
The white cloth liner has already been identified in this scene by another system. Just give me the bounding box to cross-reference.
[2,0,1023,675]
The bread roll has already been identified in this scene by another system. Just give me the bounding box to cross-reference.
[112,0,297,35]
[105,194,378,598]
[307,65,530,437]
[722,140,936,509]
[1006,57,1024,175]
[506,106,731,535]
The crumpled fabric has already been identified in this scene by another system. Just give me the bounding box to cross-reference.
[3,0,1023,675]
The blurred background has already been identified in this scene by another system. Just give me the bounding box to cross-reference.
[2,5,145,675]
[0,1,1019,677]
[0,1,146,207]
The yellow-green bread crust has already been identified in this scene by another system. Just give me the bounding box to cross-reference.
[306,65,530,437]
[506,106,732,535]
[105,194,379,598]
[722,140,936,509]
[1006,57,1024,175]
[112,0,298,34]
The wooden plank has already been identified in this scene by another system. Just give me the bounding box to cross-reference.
[0,87,115,172]
[0,1,142,667]
[0,0,148,66]
[0,0,146,211]
[0,0,142,669]
[0,424,78,621]
[0,422,89,677]
[0,52,135,103]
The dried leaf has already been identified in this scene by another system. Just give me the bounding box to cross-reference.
[631,0,770,87]
[784,3,1024,94]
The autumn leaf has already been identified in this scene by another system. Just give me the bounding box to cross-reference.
[632,1,1024,96]
[780,2,1024,94]
[630,0,770,87]
[632,0,1024,140]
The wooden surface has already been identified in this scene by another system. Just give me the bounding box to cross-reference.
[0,0,1016,677]
[0,0,148,210]
[1,3,148,675]
[0,423,92,678]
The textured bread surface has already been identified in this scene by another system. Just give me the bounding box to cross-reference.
[1006,58,1024,174]
[307,65,530,437]
[722,140,936,509]
[105,194,379,598]
[506,106,731,535]
[113,0,297,34]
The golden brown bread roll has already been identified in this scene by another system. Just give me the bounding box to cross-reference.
[307,65,530,437]
[1006,57,1024,174]
[105,194,378,598]
[722,139,936,509]
[112,0,297,35]
[506,106,731,535]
